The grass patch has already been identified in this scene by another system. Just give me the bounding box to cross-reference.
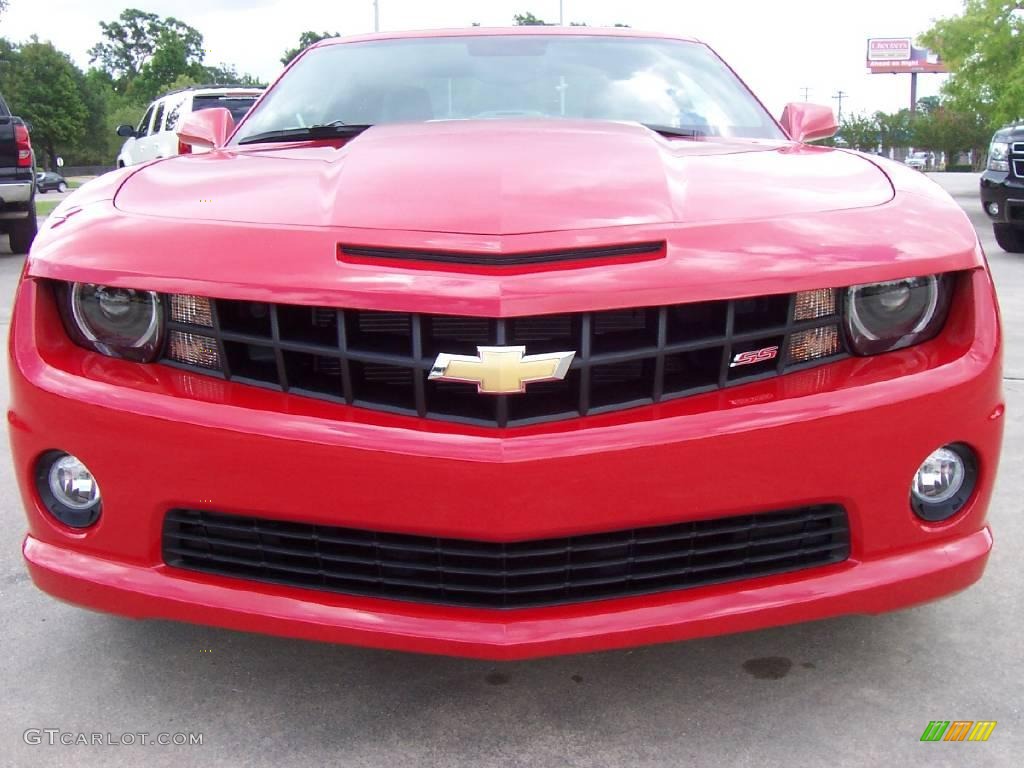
[36,199,61,218]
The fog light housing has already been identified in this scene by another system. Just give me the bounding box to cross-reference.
[986,201,1000,217]
[911,443,977,522]
[35,451,102,528]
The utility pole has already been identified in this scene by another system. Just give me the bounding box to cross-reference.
[800,87,811,102]
[832,90,847,123]
[559,0,564,25]
[374,0,379,32]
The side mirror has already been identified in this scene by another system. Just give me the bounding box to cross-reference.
[779,102,837,143]
[177,108,235,150]
[116,124,137,138]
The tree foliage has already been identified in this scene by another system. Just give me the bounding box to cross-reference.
[874,109,913,155]
[514,12,548,26]
[0,6,264,168]
[88,9,204,90]
[281,31,339,66]
[920,0,1024,126]
[0,38,89,168]
[910,106,991,167]
[836,113,878,152]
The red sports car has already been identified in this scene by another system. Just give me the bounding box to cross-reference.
[10,28,1003,659]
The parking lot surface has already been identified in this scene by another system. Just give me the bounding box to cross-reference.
[0,173,1020,767]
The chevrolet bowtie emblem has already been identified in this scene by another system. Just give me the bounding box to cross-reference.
[429,346,576,394]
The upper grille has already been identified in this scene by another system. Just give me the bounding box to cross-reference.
[160,293,846,427]
[163,505,851,609]
[1013,142,1024,178]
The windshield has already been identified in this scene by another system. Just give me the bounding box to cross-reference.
[233,35,783,143]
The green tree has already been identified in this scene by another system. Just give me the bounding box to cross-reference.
[836,113,879,152]
[920,0,1024,126]
[874,109,913,156]
[129,30,206,102]
[203,62,265,87]
[0,38,89,168]
[514,12,548,25]
[911,106,991,169]
[89,9,204,91]
[281,31,339,66]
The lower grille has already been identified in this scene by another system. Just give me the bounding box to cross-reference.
[163,506,850,609]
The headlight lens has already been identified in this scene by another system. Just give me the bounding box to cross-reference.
[57,282,164,361]
[988,141,1010,172]
[845,274,953,355]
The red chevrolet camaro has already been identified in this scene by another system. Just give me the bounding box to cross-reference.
[10,28,1003,659]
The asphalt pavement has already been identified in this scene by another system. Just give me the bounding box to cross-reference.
[0,173,1020,768]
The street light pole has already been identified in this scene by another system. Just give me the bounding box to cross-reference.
[374,0,379,32]
[559,0,564,25]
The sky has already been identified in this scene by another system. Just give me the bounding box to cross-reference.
[0,0,967,117]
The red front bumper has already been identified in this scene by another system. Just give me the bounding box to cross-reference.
[9,270,1004,659]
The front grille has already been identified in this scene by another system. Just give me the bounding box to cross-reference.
[163,506,850,609]
[161,292,846,427]
[1013,142,1024,178]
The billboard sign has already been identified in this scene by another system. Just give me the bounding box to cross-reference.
[868,38,912,61]
[867,38,948,74]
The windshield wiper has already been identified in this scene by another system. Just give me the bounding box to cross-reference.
[642,124,704,139]
[237,123,374,145]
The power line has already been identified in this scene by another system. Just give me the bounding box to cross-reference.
[832,90,847,123]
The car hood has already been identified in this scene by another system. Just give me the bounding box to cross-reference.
[114,119,893,235]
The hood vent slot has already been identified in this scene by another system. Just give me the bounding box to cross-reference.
[339,241,665,268]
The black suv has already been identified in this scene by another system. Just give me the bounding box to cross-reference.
[981,124,1024,253]
[0,93,37,254]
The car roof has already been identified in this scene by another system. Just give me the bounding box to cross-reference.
[157,85,264,102]
[312,26,701,49]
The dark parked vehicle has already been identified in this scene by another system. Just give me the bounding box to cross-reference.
[36,170,68,193]
[0,93,37,254]
[981,124,1024,253]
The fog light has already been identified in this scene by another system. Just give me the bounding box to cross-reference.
[986,201,1000,217]
[911,444,977,522]
[36,452,102,528]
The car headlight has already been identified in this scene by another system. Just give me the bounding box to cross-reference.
[988,141,1010,172]
[844,274,953,355]
[56,282,164,362]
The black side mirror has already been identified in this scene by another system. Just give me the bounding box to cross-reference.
[116,124,136,138]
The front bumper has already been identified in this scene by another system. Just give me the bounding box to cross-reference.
[9,270,1004,658]
[980,170,1024,223]
[23,528,992,660]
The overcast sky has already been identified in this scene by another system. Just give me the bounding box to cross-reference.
[1,0,965,117]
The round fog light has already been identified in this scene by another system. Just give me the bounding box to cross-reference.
[36,452,102,528]
[911,444,977,522]
[986,201,1000,217]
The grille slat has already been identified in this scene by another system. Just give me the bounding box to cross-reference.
[164,506,850,609]
[162,293,846,427]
